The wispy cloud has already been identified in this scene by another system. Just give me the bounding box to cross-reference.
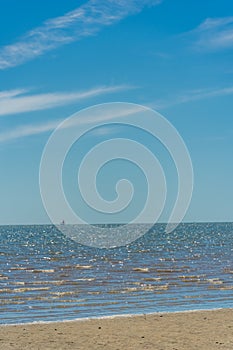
[189,17,233,51]
[154,86,233,109]
[0,103,142,143]
[0,0,162,69]
[0,88,29,99]
[0,85,132,116]
[0,119,61,144]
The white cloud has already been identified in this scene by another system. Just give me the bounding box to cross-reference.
[0,119,61,143]
[0,85,132,116]
[189,17,233,51]
[0,0,162,69]
[0,88,28,99]
[0,103,142,143]
[154,86,233,109]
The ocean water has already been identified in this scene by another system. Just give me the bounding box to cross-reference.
[0,223,232,325]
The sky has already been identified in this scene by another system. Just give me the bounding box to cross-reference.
[1,0,233,225]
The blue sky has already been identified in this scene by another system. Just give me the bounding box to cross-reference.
[0,0,233,224]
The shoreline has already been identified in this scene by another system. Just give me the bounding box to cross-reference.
[0,306,228,327]
[0,308,232,349]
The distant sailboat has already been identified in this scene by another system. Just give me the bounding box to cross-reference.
[61,220,65,225]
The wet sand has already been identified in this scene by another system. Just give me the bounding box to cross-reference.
[0,309,232,350]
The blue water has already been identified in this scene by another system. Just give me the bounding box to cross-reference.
[0,223,232,324]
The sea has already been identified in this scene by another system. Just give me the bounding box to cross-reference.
[0,222,232,325]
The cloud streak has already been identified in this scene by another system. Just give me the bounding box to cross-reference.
[0,102,142,144]
[0,119,61,144]
[154,86,233,109]
[0,0,162,69]
[189,17,233,51]
[0,85,131,116]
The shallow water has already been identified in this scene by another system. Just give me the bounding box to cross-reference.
[0,223,232,324]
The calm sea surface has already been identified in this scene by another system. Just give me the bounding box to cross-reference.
[0,223,232,324]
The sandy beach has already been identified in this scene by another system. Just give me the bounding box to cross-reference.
[0,309,232,350]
